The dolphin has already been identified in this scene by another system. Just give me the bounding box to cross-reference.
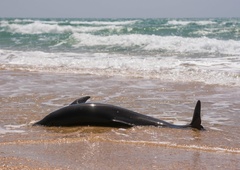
[33,96,204,130]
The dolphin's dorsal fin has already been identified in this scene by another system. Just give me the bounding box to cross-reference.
[190,100,204,130]
[70,96,90,105]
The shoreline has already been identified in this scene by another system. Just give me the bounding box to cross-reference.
[0,70,240,169]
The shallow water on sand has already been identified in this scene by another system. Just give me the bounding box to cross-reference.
[0,70,239,169]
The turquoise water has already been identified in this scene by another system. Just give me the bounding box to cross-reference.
[0,18,240,86]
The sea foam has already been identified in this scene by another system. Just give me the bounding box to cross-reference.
[71,33,240,56]
[0,49,239,86]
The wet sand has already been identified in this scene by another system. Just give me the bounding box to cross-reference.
[0,70,240,169]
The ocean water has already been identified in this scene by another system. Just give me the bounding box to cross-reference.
[0,18,239,86]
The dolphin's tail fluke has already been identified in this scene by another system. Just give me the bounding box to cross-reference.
[190,100,204,130]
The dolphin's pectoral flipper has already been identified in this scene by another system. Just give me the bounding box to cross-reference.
[112,119,134,127]
[70,96,91,105]
[190,100,204,130]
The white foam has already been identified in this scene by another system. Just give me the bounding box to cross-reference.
[12,19,34,23]
[195,20,217,25]
[0,49,239,86]
[0,125,25,134]
[167,20,191,26]
[69,20,139,25]
[71,33,240,56]
[167,20,217,26]
[2,21,124,34]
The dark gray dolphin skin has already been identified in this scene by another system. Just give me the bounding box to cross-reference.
[33,96,204,130]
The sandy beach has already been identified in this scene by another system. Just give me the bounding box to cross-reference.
[0,70,239,169]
